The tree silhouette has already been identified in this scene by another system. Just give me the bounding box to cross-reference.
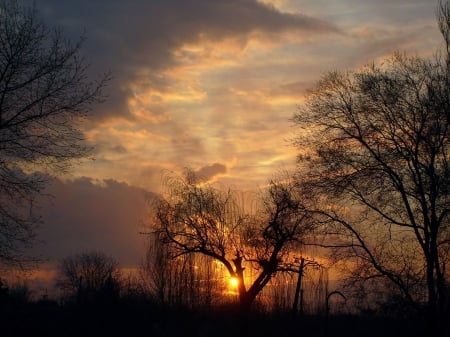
[56,251,121,305]
[143,230,221,309]
[0,0,109,266]
[293,1,450,335]
[150,169,315,312]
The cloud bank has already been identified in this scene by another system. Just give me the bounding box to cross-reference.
[7,0,443,294]
[27,0,439,194]
[31,177,153,268]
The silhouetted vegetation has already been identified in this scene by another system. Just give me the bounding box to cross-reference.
[292,2,450,335]
[149,169,317,312]
[0,279,430,337]
[0,0,109,267]
[2,0,450,337]
[56,251,122,306]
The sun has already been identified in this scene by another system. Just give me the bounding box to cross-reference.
[229,276,239,287]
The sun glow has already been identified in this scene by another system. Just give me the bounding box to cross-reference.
[229,276,239,287]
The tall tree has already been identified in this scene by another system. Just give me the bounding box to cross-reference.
[0,0,108,266]
[293,1,450,334]
[151,169,315,311]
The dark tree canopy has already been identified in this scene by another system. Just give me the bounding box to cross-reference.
[0,0,109,266]
[293,1,450,334]
[56,251,121,303]
[151,169,315,310]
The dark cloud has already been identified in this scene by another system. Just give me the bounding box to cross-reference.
[194,162,227,181]
[31,0,338,121]
[30,177,156,268]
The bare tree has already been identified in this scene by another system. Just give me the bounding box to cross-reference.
[56,251,121,304]
[0,0,109,266]
[142,230,172,305]
[142,229,223,309]
[150,169,315,312]
[293,1,450,334]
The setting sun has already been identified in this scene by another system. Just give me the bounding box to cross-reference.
[229,276,239,287]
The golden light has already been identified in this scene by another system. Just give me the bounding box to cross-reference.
[229,276,239,287]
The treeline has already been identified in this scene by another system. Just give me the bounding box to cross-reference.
[0,274,428,337]
[0,249,429,337]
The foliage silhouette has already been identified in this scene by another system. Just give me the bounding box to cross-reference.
[150,169,316,312]
[56,251,121,305]
[293,1,450,335]
[0,0,109,266]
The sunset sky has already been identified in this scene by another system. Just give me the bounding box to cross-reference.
[22,0,442,286]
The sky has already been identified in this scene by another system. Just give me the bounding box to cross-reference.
[16,0,443,288]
